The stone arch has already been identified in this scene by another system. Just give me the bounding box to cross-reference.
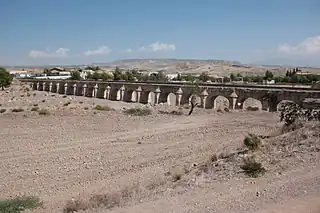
[148,92,155,105]
[243,98,262,110]
[167,93,176,106]
[213,95,229,111]
[276,100,298,111]
[124,90,134,102]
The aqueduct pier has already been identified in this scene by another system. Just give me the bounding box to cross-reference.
[23,79,320,111]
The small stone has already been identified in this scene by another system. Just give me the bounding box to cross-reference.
[137,142,142,144]
[256,191,260,197]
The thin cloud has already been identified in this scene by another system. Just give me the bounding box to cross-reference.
[278,36,320,55]
[28,48,70,59]
[138,41,176,52]
[122,48,133,53]
[84,45,111,56]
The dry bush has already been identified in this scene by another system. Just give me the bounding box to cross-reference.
[0,109,6,113]
[217,109,223,113]
[20,94,24,97]
[84,107,89,110]
[241,156,266,178]
[33,93,36,96]
[27,93,31,97]
[246,106,259,111]
[158,110,183,116]
[41,100,45,103]
[12,108,24,113]
[79,101,84,104]
[244,134,262,151]
[124,107,151,116]
[38,109,50,115]
[62,95,67,98]
[33,104,38,107]
[30,107,39,112]
[63,186,142,213]
[63,101,71,106]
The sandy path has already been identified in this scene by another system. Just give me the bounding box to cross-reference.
[0,111,279,212]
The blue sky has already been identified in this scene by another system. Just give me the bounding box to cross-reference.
[1,0,320,66]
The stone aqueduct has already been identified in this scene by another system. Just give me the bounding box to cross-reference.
[25,79,320,111]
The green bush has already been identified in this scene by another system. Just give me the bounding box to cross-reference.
[94,105,112,111]
[0,196,42,213]
[124,107,151,116]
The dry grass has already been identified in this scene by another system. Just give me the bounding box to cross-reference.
[38,108,50,115]
[244,133,262,151]
[241,156,266,178]
[11,108,24,113]
[30,107,40,112]
[123,107,152,116]
[63,185,143,213]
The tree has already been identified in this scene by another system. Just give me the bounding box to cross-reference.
[264,70,274,81]
[113,67,122,81]
[91,71,101,80]
[0,67,13,90]
[126,72,134,81]
[230,73,236,81]
[100,72,113,81]
[69,71,82,80]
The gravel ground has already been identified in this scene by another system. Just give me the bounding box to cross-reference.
[0,80,319,213]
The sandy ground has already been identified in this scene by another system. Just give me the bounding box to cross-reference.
[0,81,319,213]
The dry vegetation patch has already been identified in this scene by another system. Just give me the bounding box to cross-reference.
[123,107,152,116]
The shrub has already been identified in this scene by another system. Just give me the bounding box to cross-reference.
[0,196,42,213]
[94,105,112,111]
[0,109,6,113]
[30,107,39,112]
[33,93,36,96]
[246,106,259,111]
[123,107,151,116]
[241,156,266,178]
[217,109,223,113]
[63,101,71,106]
[20,94,24,97]
[27,93,31,97]
[38,109,49,115]
[62,95,67,98]
[95,105,104,110]
[33,104,38,107]
[84,107,89,110]
[244,134,261,151]
[41,100,45,103]
[12,108,24,113]
[158,110,183,115]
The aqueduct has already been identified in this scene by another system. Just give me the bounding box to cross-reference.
[24,79,320,111]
